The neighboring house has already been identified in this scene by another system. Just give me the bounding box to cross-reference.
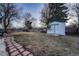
[47,21,65,36]
[65,26,78,35]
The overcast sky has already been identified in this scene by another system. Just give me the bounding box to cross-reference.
[11,3,44,28]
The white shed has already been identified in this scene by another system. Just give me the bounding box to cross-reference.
[47,21,65,36]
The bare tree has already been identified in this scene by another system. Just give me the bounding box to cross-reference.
[24,13,32,21]
[0,3,18,33]
[24,13,33,31]
[71,3,79,34]
[24,12,37,31]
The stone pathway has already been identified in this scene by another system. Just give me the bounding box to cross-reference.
[0,37,33,56]
[0,37,8,56]
[4,37,33,56]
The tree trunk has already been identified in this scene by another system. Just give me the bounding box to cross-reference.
[77,15,79,35]
[4,26,7,33]
[3,15,8,33]
[3,19,7,33]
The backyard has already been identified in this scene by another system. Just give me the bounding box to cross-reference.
[0,3,79,56]
[10,32,79,56]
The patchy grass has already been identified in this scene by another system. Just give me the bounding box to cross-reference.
[12,32,79,56]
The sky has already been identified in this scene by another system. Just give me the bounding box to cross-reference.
[21,3,44,19]
[11,3,44,28]
[66,3,78,26]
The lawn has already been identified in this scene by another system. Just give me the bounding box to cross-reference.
[11,32,79,56]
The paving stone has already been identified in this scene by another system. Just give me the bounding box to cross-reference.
[9,46,15,50]
[14,44,21,47]
[13,42,18,45]
[7,44,13,47]
[19,48,25,52]
[11,51,20,56]
[7,42,12,45]
[22,51,30,56]
[9,48,17,53]
[7,44,12,47]
[16,46,23,49]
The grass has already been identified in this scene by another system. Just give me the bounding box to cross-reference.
[11,32,79,56]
